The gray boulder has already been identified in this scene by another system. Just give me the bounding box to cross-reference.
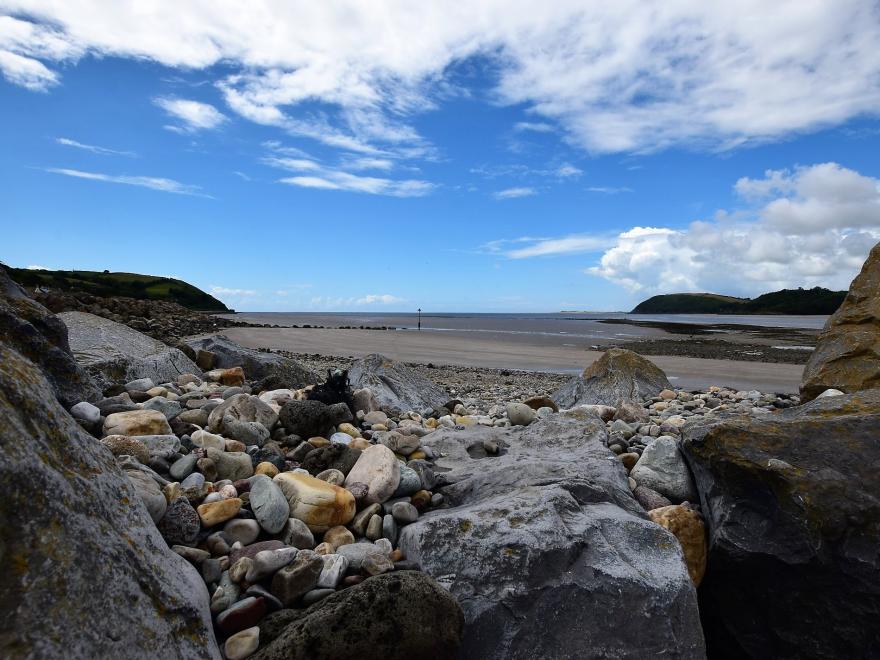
[0,343,219,659]
[398,416,704,659]
[348,353,447,414]
[0,267,99,407]
[60,311,201,391]
[630,435,698,503]
[184,335,316,388]
[681,389,880,659]
[253,571,463,660]
[553,348,672,408]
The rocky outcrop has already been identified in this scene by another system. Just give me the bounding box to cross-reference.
[252,571,463,660]
[184,335,316,389]
[552,348,672,409]
[348,353,447,414]
[681,390,880,659]
[0,343,219,659]
[60,311,201,391]
[0,267,99,407]
[801,241,880,401]
[398,416,705,659]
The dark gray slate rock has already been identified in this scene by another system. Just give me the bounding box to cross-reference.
[0,267,99,407]
[278,399,352,439]
[398,416,704,659]
[348,353,447,415]
[681,389,880,660]
[252,571,463,660]
[552,348,672,409]
[0,343,219,659]
[184,335,316,388]
[59,311,201,391]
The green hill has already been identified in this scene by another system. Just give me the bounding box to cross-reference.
[2,266,229,311]
[632,287,845,315]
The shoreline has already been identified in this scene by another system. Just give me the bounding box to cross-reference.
[218,326,806,393]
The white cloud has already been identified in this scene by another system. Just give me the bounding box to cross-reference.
[588,186,633,194]
[345,157,394,171]
[586,162,880,296]
[26,264,49,270]
[5,3,880,154]
[506,235,617,258]
[44,167,210,197]
[556,164,582,178]
[210,286,257,296]
[493,186,536,200]
[56,137,136,157]
[356,294,405,305]
[514,121,554,133]
[154,97,227,132]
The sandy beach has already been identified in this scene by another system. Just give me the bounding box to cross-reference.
[221,326,806,393]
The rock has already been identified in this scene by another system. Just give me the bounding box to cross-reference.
[206,448,254,481]
[208,394,277,446]
[0,343,218,658]
[191,429,226,451]
[316,554,348,589]
[376,431,420,456]
[0,269,101,407]
[279,517,315,549]
[649,505,707,586]
[348,354,446,414]
[323,525,354,551]
[506,402,536,426]
[523,395,558,412]
[362,552,394,576]
[552,348,672,408]
[681,389,880,659]
[274,472,356,532]
[336,542,386,571]
[101,434,150,464]
[398,416,704,659]
[364,410,388,425]
[246,547,299,582]
[630,436,697,503]
[633,485,673,511]
[391,501,419,525]
[270,550,324,606]
[125,469,167,522]
[184,335,316,388]
[60,311,202,392]
[197,498,242,527]
[71,400,101,423]
[230,541,285,566]
[279,399,352,439]
[801,242,880,401]
[252,572,463,660]
[250,474,290,534]
[300,444,362,476]
[225,626,260,660]
[103,409,172,437]
[392,465,422,497]
[224,519,261,546]
[344,444,400,505]
[157,497,201,545]
[352,387,379,414]
[216,596,269,637]
[142,396,182,421]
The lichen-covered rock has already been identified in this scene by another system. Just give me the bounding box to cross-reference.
[648,505,707,586]
[0,344,219,659]
[801,241,880,402]
[552,348,672,408]
[398,416,704,659]
[252,572,463,660]
[681,390,880,659]
[348,354,447,414]
[273,472,355,533]
[0,267,99,407]
[59,311,202,392]
[184,335,316,389]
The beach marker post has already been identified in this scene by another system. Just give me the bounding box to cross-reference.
[418,307,421,331]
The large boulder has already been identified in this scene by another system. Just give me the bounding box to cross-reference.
[398,416,705,659]
[0,343,219,659]
[801,241,880,402]
[184,335,316,389]
[0,267,99,407]
[348,353,447,414]
[59,311,201,391]
[681,390,880,659]
[253,571,463,660]
[552,348,672,408]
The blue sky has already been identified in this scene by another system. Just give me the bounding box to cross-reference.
[1,2,879,312]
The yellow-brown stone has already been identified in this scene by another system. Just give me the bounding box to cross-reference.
[273,472,355,533]
[649,504,707,586]
[103,409,172,437]
[197,497,242,527]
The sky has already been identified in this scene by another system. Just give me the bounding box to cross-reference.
[1,1,879,313]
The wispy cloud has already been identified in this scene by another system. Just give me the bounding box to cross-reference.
[587,186,634,194]
[56,137,136,157]
[505,235,618,258]
[493,187,536,200]
[556,164,583,178]
[514,121,554,133]
[44,167,211,197]
[154,97,227,132]
[356,293,405,305]
[210,286,257,296]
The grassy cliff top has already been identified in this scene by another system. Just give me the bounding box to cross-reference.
[632,287,845,315]
[3,266,230,311]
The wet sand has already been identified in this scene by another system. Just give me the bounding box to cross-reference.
[221,326,805,393]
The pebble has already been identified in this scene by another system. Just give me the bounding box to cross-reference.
[246,547,298,582]
[324,525,355,551]
[216,597,268,636]
[316,553,348,589]
[270,550,324,606]
[225,626,260,660]
[197,498,242,527]
[506,402,536,426]
[224,519,261,546]
[249,475,290,534]
[280,517,315,549]
[70,401,101,423]
[391,501,419,525]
